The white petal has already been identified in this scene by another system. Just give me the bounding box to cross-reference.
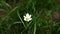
[23,16,26,18]
[29,15,31,18]
[29,18,32,20]
[26,13,30,17]
[27,19,30,22]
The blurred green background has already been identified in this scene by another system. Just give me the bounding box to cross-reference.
[0,0,60,34]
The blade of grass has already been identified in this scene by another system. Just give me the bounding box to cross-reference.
[0,1,11,9]
[28,30,30,34]
[34,19,36,34]
[1,6,18,22]
[17,11,26,29]
[0,9,5,11]
[33,2,36,34]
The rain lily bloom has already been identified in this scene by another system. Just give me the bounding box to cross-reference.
[23,13,32,22]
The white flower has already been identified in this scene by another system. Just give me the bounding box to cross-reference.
[23,13,32,22]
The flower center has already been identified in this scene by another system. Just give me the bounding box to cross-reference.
[26,17,29,21]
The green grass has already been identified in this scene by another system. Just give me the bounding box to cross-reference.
[0,0,60,34]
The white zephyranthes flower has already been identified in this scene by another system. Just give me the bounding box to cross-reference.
[23,13,32,22]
